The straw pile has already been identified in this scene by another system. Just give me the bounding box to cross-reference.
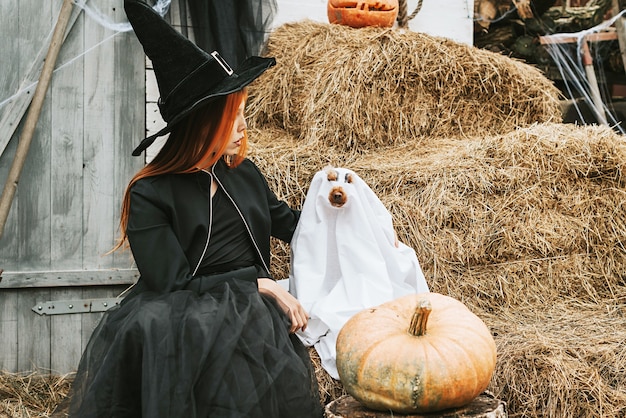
[0,372,71,418]
[253,122,626,298]
[485,301,626,418]
[247,21,563,151]
[243,23,626,415]
[250,121,626,417]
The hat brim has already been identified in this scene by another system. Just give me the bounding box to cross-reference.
[132,55,275,156]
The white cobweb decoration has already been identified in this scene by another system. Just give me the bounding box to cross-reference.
[72,0,171,32]
[541,9,626,134]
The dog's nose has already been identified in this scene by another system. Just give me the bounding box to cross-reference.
[328,186,348,207]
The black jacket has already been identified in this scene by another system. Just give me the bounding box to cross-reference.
[125,158,300,296]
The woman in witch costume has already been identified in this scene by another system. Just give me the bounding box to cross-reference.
[68,1,322,417]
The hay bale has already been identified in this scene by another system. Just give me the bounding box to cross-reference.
[248,122,626,417]
[251,123,626,311]
[485,300,626,418]
[247,21,562,151]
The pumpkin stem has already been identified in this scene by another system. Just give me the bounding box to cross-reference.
[408,299,432,336]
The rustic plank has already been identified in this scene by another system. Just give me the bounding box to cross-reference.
[83,0,121,268]
[16,0,53,271]
[17,288,51,371]
[50,288,83,374]
[51,0,84,270]
[111,6,145,269]
[0,0,22,265]
[0,137,19,263]
[0,0,20,187]
[0,0,19,109]
[0,289,19,372]
[0,269,138,289]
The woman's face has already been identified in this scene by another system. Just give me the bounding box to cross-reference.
[224,99,247,156]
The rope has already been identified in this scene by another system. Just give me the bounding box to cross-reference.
[397,0,424,28]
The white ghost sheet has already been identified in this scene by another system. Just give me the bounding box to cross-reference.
[289,167,430,379]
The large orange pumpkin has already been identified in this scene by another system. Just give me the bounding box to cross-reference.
[327,0,399,28]
[336,293,497,414]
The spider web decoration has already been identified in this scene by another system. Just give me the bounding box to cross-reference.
[541,10,626,134]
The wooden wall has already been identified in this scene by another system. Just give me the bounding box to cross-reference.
[0,0,144,374]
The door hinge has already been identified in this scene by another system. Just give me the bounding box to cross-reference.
[32,298,123,315]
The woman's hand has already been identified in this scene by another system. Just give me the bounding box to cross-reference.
[258,278,309,333]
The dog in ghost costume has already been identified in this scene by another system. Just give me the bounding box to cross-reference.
[289,167,429,380]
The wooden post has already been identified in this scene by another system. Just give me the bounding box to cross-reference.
[581,38,608,125]
[611,0,626,74]
[0,0,74,238]
[325,393,507,418]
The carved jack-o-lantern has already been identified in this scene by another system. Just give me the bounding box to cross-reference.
[327,0,399,28]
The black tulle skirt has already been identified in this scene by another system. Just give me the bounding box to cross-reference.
[68,277,323,418]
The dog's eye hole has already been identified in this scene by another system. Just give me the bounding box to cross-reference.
[345,173,353,183]
[326,170,338,181]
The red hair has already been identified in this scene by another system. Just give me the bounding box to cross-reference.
[112,89,248,251]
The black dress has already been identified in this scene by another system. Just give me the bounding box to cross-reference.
[68,174,322,418]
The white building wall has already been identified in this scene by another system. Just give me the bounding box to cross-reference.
[273,0,475,45]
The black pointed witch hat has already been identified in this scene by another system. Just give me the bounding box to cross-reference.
[124,0,276,156]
